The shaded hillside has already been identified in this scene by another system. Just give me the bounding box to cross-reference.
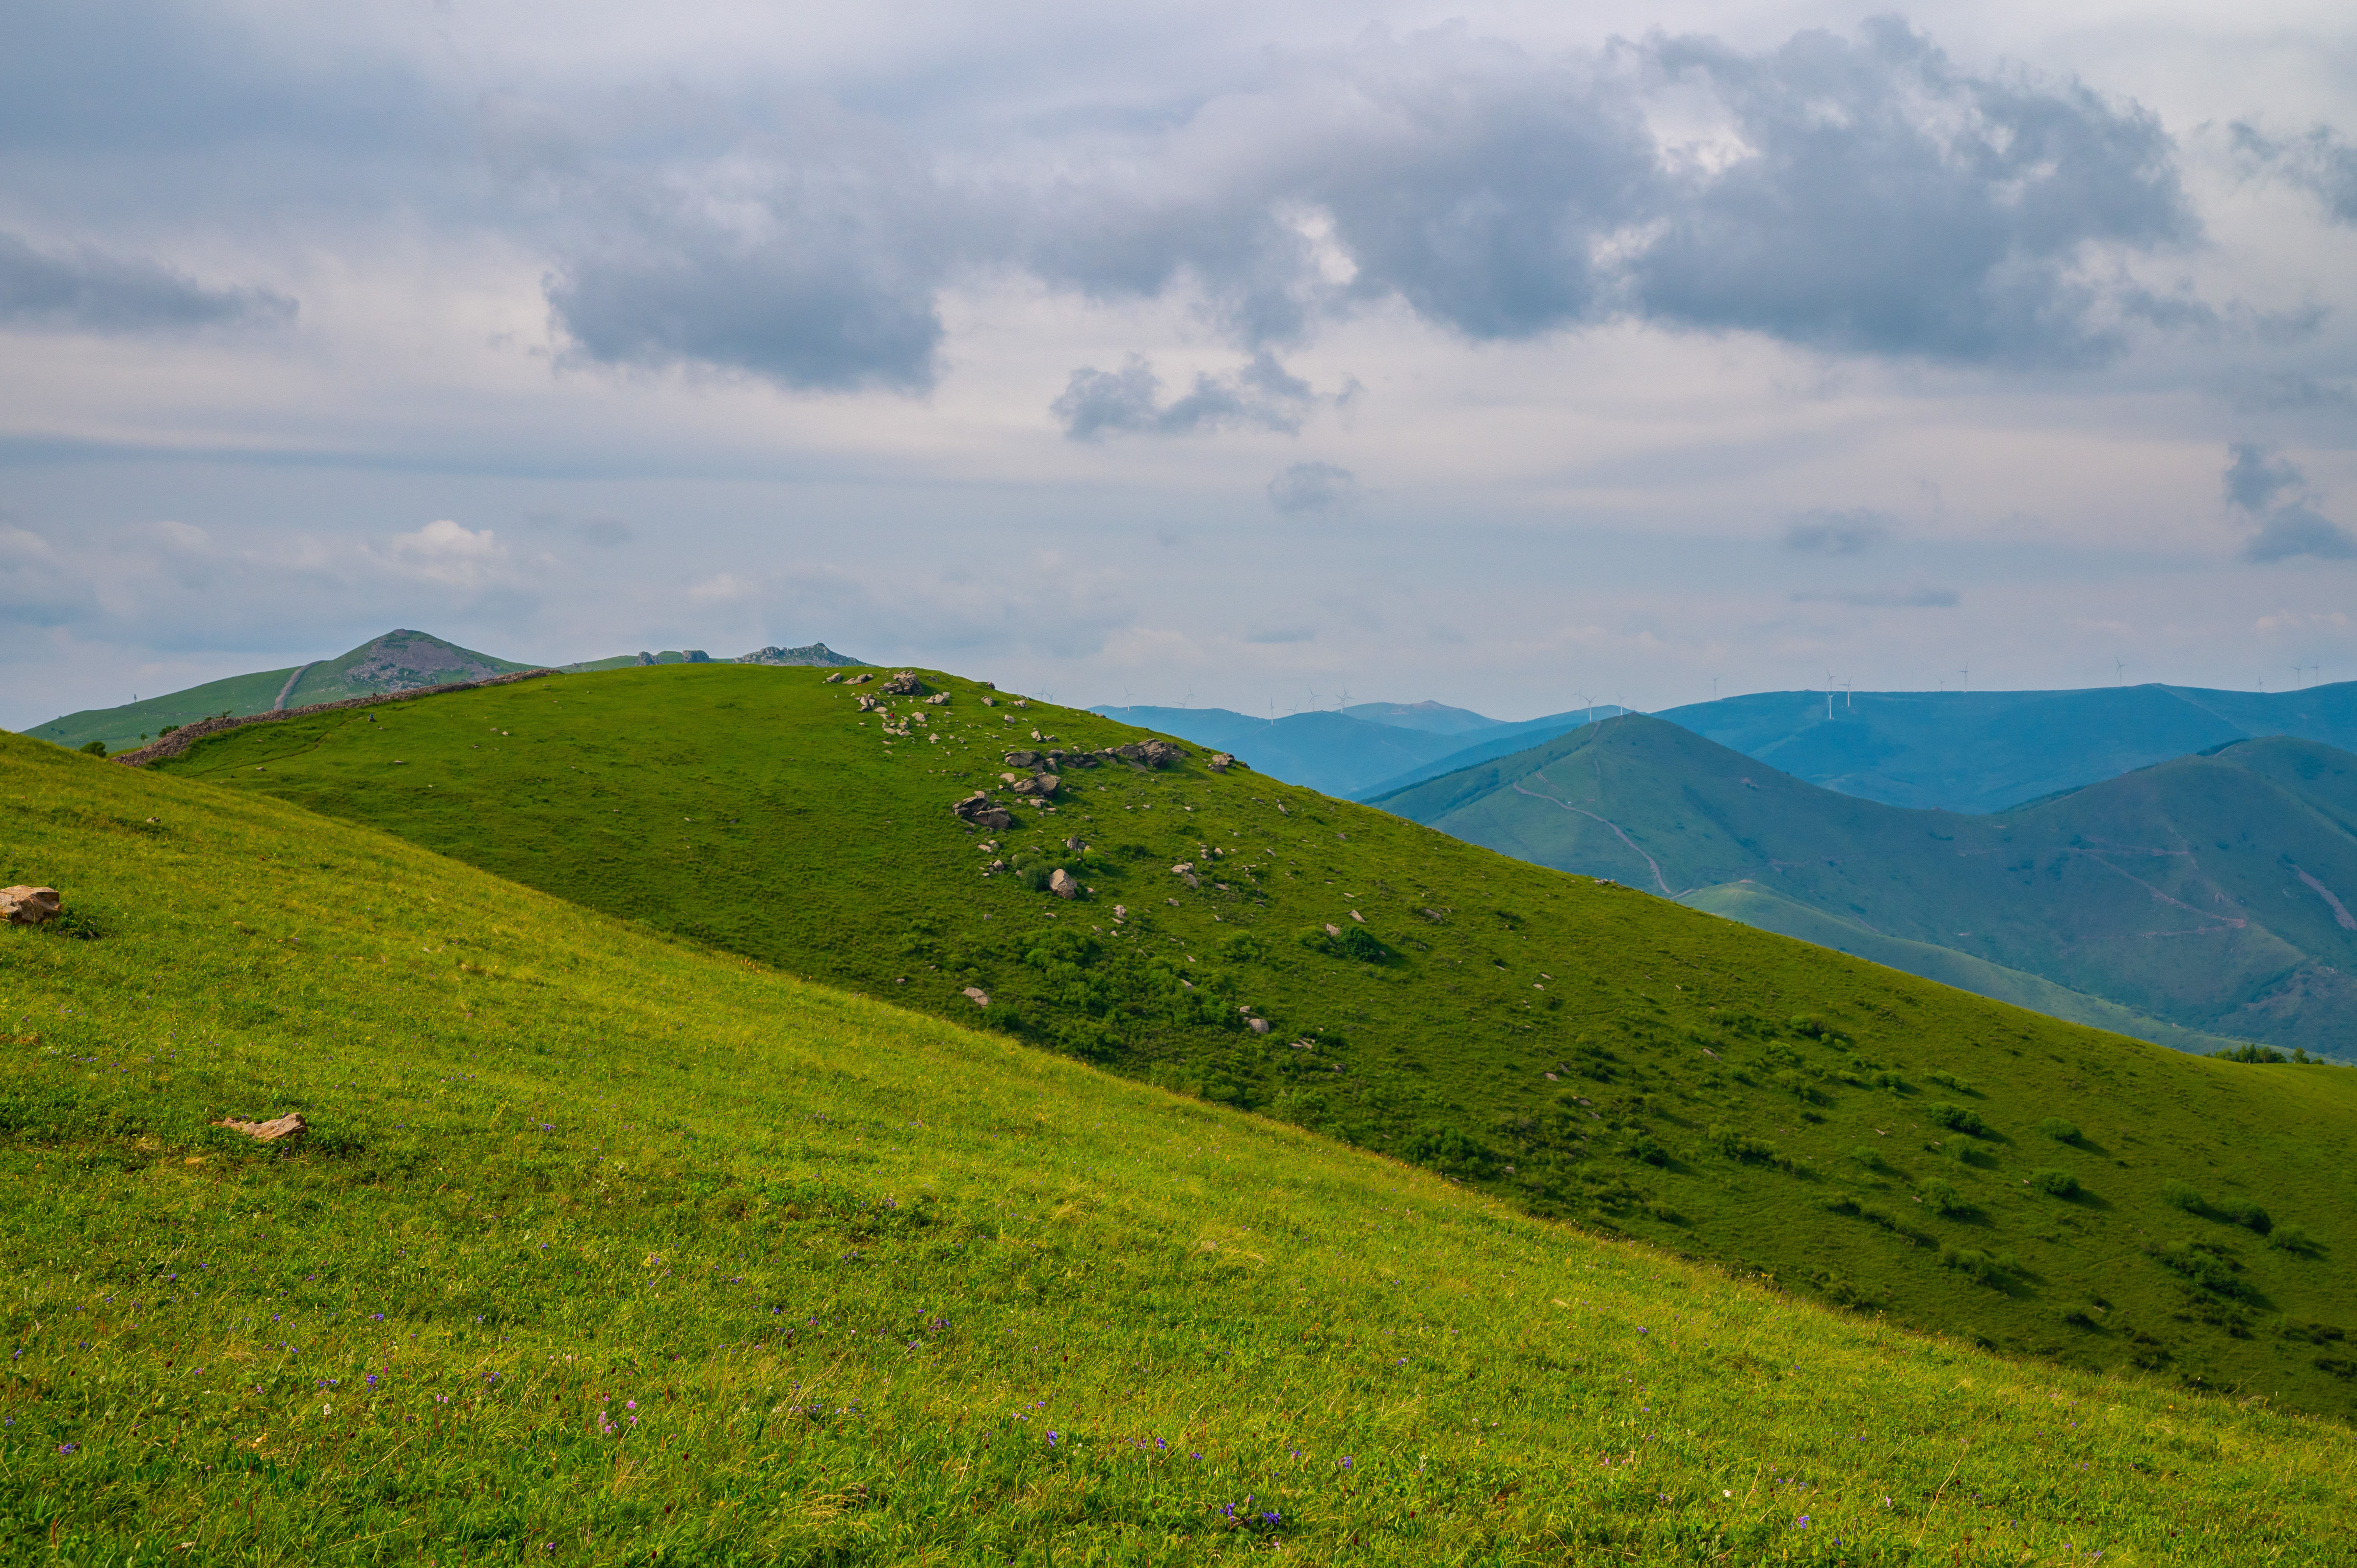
[1375,715,2357,1059]
[27,628,536,753]
[9,734,2352,1559]
[145,663,2357,1413]
[1657,680,2357,813]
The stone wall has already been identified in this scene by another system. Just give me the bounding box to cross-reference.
[109,668,564,767]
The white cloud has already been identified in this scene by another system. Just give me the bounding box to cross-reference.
[383,519,507,586]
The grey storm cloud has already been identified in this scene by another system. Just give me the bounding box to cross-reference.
[0,232,293,333]
[1782,509,1892,555]
[518,19,2207,396]
[2232,123,2357,227]
[1053,353,1320,440]
[1265,461,1358,515]
[542,121,956,393]
[2223,443,2355,563]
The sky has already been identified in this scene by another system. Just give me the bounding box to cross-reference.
[4,0,2355,729]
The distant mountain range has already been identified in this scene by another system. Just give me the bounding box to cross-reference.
[1656,682,2357,813]
[1373,714,2357,1060]
[25,630,866,752]
[1088,702,1627,798]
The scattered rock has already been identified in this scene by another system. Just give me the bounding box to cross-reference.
[924,693,951,705]
[881,670,926,695]
[825,672,845,683]
[1004,750,1041,767]
[217,1111,306,1143]
[1417,908,1446,922]
[1110,739,1189,770]
[1013,699,1029,708]
[963,987,990,1007]
[979,696,996,707]
[1324,922,1342,937]
[856,694,880,711]
[1051,749,1099,769]
[1113,904,1127,918]
[1350,910,1365,922]
[1248,1018,1271,1035]
[1048,868,1080,900]
[1011,773,1060,797]
[952,792,1015,830]
[1208,752,1238,772]
[1,887,61,925]
[845,673,874,685]
[1171,861,1194,874]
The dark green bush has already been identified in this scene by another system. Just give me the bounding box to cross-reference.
[2028,1168,2081,1197]
[2210,1043,2289,1064]
[2269,1223,2320,1255]
[1928,1071,1977,1096]
[2160,1180,2205,1213]
[2221,1200,2273,1235]
[1924,1102,1990,1137]
[2037,1117,2081,1143]
[79,740,107,757]
[1918,1178,1967,1216]
[1708,1125,1778,1164]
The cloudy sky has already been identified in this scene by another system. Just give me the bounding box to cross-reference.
[4,0,2354,729]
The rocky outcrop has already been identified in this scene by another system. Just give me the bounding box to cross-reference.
[1208,752,1239,772]
[963,987,990,1007]
[953,792,1015,830]
[1108,740,1188,769]
[110,668,564,768]
[1,887,61,925]
[880,670,927,696]
[739,643,863,667]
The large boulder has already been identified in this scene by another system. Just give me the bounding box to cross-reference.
[952,793,1015,830]
[1048,868,1081,900]
[880,670,926,696]
[1003,749,1041,767]
[0,887,60,925]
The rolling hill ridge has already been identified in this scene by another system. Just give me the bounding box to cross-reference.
[1373,715,2357,1060]
[1657,680,2357,814]
[139,661,2357,1417]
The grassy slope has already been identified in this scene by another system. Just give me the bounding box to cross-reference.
[150,664,2357,1420]
[8,736,2357,1563]
[1376,716,2357,1059]
[1654,682,2357,814]
[26,632,537,755]
[25,668,299,754]
[1682,885,2238,1056]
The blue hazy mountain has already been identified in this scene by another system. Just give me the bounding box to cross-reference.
[1654,681,2357,814]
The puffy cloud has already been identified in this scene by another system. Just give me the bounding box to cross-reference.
[2243,506,2357,565]
[0,524,98,625]
[0,231,293,333]
[2223,443,2355,563]
[383,519,508,587]
[2224,441,2306,513]
[1266,461,1358,515]
[2232,122,2357,226]
[1053,352,1323,439]
[1781,509,1892,555]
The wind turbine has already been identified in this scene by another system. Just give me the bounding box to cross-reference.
[1711,676,1719,701]
[1959,667,1970,694]
[1573,689,1595,727]
[1843,679,1853,709]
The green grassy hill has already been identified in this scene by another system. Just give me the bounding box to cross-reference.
[1657,680,2357,814]
[143,664,2357,1420]
[28,630,539,755]
[1374,715,2357,1059]
[7,733,2357,1561]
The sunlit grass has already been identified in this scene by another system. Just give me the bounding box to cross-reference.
[3,736,2353,1563]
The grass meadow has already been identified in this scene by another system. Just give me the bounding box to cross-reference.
[1,731,2353,1562]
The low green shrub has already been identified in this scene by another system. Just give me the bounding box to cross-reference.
[78,740,107,757]
[2038,1117,2081,1143]
[2221,1200,2273,1235]
[2028,1168,2081,1198]
[1925,1101,1991,1137]
[2161,1180,2205,1213]
[1919,1178,1968,1216]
